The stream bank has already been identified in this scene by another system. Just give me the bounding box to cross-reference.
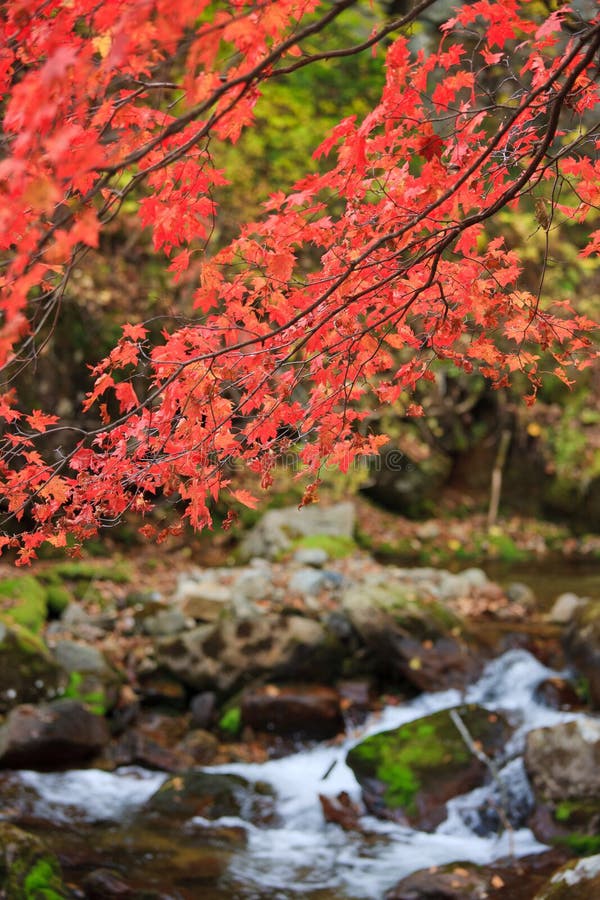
[0,502,598,897]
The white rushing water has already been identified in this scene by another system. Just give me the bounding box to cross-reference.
[10,649,581,898]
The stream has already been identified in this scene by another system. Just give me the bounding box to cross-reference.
[5,648,583,899]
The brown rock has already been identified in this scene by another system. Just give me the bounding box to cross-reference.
[241,684,344,739]
[0,700,110,769]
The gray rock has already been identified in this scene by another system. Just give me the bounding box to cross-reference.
[175,576,233,622]
[506,582,537,608]
[288,567,330,596]
[548,592,586,624]
[341,582,477,691]
[142,608,188,636]
[525,717,600,801]
[234,566,272,603]
[293,547,329,567]
[190,692,217,729]
[156,615,341,694]
[53,639,121,712]
[239,502,355,560]
[53,639,111,675]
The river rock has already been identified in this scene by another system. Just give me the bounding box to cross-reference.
[563,599,600,707]
[385,862,491,899]
[346,704,511,831]
[288,567,332,596]
[239,501,355,560]
[241,684,344,739]
[386,852,570,900]
[189,691,217,728]
[143,770,276,827]
[548,592,586,624]
[525,718,600,847]
[0,822,71,898]
[174,574,233,622]
[176,729,219,765]
[534,677,584,711]
[341,581,478,691]
[293,547,329,567]
[156,614,342,694]
[53,639,121,713]
[0,699,110,769]
[0,620,65,712]
[533,854,600,899]
[526,717,600,800]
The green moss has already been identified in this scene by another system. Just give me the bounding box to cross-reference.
[348,713,470,813]
[291,533,357,559]
[50,560,131,583]
[555,800,578,823]
[63,671,106,715]
[219,706,242,736]
[44,585,71,616]
[23,857,66,899]
[0,577,48,633]
[557,833,600,856]
[0,617,48,656]
[486,532,530,563]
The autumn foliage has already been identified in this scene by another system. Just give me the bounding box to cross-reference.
[0,0,599,561]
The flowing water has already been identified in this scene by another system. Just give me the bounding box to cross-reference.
[7,649,584,898]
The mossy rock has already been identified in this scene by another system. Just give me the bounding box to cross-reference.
[0,822,70,899]
[0,619,64,713]
[0,577,48,633]
[347,704,511,831]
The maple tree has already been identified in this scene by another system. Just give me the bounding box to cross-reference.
[0,0,599,562]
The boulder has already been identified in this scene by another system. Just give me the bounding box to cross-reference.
[239,502,355,560]
[241,684,344,739]
[156,614,343,694]
[0,822,71,898]
[347,704,511,831]
[563,600,600,707]
[0,699,110,769]
[525,718,600,848]
[0,620,65,712]
[341,581,478,691]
